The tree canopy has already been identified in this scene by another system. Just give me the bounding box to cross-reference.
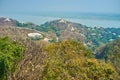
[43,40,120,80]
[0,37,24,80]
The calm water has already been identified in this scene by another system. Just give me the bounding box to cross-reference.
[0,13,120,28]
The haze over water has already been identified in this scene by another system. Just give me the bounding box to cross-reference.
[0,0,120,28]
[0,12,120,28]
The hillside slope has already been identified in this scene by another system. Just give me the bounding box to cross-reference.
[1,17,120,50]
[34,18,120,50]
[11,40,120,80]
[0,17,120,79]
[96,38,120,75]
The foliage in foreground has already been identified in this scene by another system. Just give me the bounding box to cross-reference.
[96,38,120,75]
[0,37,24,80]
[43,40,120,80]
[0,37,119,80]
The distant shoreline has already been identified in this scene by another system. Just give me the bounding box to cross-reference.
[0,13,120,28]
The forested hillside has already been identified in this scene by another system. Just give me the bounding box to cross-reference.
[1,17,120,50]
[0,17,120,80]
[21,18,120,50]
[96,38,120,76]
[1,37,120,80]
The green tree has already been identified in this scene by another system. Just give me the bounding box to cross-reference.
[96,39,120,76]
[42,40,119,80]
[0,37,24,80]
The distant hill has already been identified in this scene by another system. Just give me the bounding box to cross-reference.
[0,17,57,43]
[37,19,86,42]
[0,17,18,26]
[0,17,37,28]
[33,18,120,50]
[1,17,120,50]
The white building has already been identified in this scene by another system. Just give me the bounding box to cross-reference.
[28,33,43,40]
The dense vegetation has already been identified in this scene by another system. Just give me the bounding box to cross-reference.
[96,38,120,76]
[0,37,24,80]
[42,40,120,80]
[0,36,119,80]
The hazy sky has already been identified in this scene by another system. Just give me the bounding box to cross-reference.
[0,0,120,14]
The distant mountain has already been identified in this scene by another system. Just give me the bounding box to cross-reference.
[0,17,37,28]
